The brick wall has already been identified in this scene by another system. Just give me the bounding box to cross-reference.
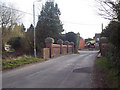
[100,37,108,56]
[43,38,74,59]
[100,43,107,56]
[62,45,67,54]
[52,44,61,57]
[42,48,50,59]
[68,45,72,53]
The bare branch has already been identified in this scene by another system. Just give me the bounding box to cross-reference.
[0,3,22,28]
[95,0,119,21]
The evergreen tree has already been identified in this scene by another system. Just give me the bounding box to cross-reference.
[65,32,79,52]
[27,24,34,32]
[21,23,26,32]
[65,32,77,48]
[36,0,64,51]
[25,24,34,52]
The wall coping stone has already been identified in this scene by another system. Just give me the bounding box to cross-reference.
[64,41,70,45]
[69,42,74,45]
[45,37,54,43]
[57,39,63,44]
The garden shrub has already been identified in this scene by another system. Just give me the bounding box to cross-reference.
[7,36,21,50]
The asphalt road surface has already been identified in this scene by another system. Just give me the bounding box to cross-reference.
[2,50,98,88]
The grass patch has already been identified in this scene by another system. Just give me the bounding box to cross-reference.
[74,51,80,54]
[81,48,89,51]
[96,57,119,88]
[2,56,43,70]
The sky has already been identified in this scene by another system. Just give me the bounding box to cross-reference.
[1,0,110,39]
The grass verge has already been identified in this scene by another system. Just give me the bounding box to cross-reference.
[2,56,43,70]
[96,57,119,88]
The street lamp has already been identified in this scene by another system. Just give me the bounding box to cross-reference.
[33,0,41,57]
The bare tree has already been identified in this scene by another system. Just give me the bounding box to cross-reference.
[0,3,22,29]
[0,3,22,51]
[96,0,120,21]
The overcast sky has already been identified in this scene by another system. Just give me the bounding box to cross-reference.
[1,0,110,39]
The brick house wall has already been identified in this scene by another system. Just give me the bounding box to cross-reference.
[78,37,85,50]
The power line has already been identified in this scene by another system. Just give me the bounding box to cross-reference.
[0,4,34,16]
[0,4,59,20]
[0,4,101,26]
[62,21,100,25]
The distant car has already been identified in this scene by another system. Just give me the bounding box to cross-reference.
[90,45,95,48]
[5,44,11,51]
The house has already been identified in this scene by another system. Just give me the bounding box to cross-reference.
[94,33,101,50]
[86,40,95,48]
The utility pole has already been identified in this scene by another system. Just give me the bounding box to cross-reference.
[33,3,36,57]
[101,23,103,32]
[33,0,42,57]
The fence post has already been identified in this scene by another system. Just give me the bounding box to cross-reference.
[45,37,54,58]
[64,41,70,53]
[57,39,63,54]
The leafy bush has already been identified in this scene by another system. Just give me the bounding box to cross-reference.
[7,37,21,50]
[105,43,120,70]
[20,37,34,54]
[105,43,115,61]
[101,21,120,75]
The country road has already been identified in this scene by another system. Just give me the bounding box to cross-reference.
[2,50,99,88]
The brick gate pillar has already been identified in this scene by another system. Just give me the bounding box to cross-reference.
[45,37,54,58]
[100,37,108,56]
[57,39,63,54]
[70,42,74,53]
[64,41,70,53]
